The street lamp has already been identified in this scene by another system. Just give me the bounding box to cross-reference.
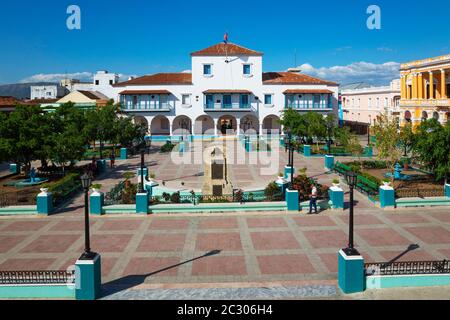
[344,171,359,256]
[284,129,294,190]
[80,173,96,260]
[139,149,145,193]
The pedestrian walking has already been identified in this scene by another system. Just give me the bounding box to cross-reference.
[110,150,116,168]
[309,185,318,214]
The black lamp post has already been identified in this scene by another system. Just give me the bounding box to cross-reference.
[344,171,359,256]
[284,130,294,190]
[139,149,145,193]
[326,123,332,155]
[80,173,96,260]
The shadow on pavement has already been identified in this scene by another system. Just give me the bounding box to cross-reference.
[100,250,222,298]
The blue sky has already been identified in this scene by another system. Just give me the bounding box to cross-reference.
[0,0,449,85]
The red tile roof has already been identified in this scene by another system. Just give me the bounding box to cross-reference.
[119,90,172,95]
[114,73,192,87]
[283,89,334,94]
[263,72,338,85]
[0,96,20,108]
[191,43,263,56]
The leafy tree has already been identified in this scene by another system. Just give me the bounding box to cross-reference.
[0,105,48,173]
[399,122,416,157]
[414,119,450,182]
[372,112,403,177]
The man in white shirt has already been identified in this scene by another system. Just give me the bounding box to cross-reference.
[309,185,318,214]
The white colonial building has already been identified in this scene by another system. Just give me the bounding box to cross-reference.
[102,42,339,137]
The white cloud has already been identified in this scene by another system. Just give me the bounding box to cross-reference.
[21,72,93,83]
[181,70,192,73]
[377,47,395,52]
[298,61,401,85]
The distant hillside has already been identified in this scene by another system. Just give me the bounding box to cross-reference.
[0,82,59,99]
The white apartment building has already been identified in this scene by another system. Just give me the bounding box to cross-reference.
[101,42,339,137]
[30,85,67,100]
[341,79,401,125]
[60,71,120,93]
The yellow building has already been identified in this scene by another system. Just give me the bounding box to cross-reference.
[400,54,450,126]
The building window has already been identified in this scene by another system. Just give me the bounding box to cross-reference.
[243,64,251,75]
[264,94,272,105]
[109,80,113,85]
[222,95,232,108]
[95,80,100,85]
[182,94,191,105]
[133,96,138,108]
[368,98,372,108]
[240,94,249,108]
[205,95,214,109]
[203,64,212,76]
[313,94,321,108]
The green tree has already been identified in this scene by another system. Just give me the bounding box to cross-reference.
[372,112,403,177]
[399,122,416,157]
[0,105,48,173]
[414,119,450,182]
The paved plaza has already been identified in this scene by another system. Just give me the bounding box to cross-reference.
[1,207,449,299]
[1,142,450,299]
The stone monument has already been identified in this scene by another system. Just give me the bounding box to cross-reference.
[202,143,233,196]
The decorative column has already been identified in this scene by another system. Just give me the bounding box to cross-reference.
[429,71,434,99]
[89,190,104,215]
[379,185,395,209]
[324,155,335,171]
[418,73,423,99]
[75,254,102,300]
[423,73,429,100]
[236,118,241,136]
[445,183,450,198]
[37,188,53,215]
[400,75,406,99]
[120,148,128,160]
[412,73,418,99]
[441,69,447,99]
[214,119,218,136]
[328,185,344,210]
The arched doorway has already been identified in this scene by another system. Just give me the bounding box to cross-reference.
[421,111,428,122]
[262,115,281,135]
[240,114,259,135]
[134,116,149,134]
[172,115,192,136]
[194,115,214,135]
[446,112,450,123]
[404,111,412,123]
[150,116,170,135]
[217,115,237,135]
[433,111,439,121]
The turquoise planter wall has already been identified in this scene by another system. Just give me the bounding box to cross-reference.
[379,186,395,208]
[75,254,102,300]
[303,145,311,157]
[0,285,75,299]
[446,184,450,197]
[286,190,299,211]
[37,192,53,215]
[338,250,365,294]
[366,274,450,289]
[89,192,104,215]
[136,192,149,215]
[120,148,128,160]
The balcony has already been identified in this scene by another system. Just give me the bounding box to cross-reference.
[121,102,172,112]
[204,102,252,111]
[285,102,332,111]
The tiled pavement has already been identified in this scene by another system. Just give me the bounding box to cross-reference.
[2,143,449,299]
[1,209,449,296]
